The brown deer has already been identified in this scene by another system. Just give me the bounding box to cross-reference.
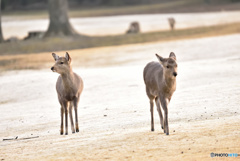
[143,52,177,135]
[126,21,140,34]
[168,18,176,31]
[51,52,83,135]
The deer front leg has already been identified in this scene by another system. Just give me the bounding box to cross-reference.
[155,97,164,130]
[160,96,169,135]
[69,102,75,134]
[73,98,79,133]
[62,101,68,135]
[150,99,154,131]
[60,106,64,135]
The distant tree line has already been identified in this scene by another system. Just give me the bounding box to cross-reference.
[2,0,240,10]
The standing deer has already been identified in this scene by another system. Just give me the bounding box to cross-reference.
[51,52,83,135]
[143,52,177,135]
[168,18,176,31]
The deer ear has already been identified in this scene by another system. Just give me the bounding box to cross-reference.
[155,54,164,62]
[65,52,71,62]
[52,53,59,61]
[169,52,176,60]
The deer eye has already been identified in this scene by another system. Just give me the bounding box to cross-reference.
[166,65,169,68]
[60,62,64,64]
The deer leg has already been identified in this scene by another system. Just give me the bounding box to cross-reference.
[73,98,79,133]
[62,101,68,135]
[65,107,68,135]
[60,106,64,135]
[155,97,164,130]
[69,102,75,134]
[160,96,169,135]
[150,99,154,131]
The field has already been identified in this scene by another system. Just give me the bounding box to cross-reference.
[1,11,240,72]
[0,5,240,161]
[0,33,240,160]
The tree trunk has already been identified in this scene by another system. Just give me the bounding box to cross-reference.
[44,0,78,37]
[0,0,4,42]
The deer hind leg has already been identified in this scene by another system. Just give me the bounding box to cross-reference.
[73,97,79,133]
[155,97,164,130]
[69,102,75,134]
[146,87,155,132]
[160,96,169,135]
[150,99,154,131]
[60,106,64,135]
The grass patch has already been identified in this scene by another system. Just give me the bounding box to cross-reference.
[2,0,205,19]
[0,22,240,71]
[1,22,240,56]
[3,0,240,20]
[69,0,202,18]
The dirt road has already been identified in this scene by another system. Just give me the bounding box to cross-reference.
[0,34,240,160]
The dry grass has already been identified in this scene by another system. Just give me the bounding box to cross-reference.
[4,0,240,20]
[0,22,240,72]
[69,0,202,17]
[4,0,240,19]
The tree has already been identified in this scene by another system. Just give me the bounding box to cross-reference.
[0,0,4,42]
[44,0,78,37]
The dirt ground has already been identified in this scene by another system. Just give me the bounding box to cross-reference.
[0,33,240,160]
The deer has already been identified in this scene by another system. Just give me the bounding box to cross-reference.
[126,21,140,34]
[168,17,176,31]
[143,52,177,135]
[51,52,83,135]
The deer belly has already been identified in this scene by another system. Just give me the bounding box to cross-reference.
[150,90,159,97]
[64,93,77,101]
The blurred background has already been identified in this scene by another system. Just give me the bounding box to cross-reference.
[0,0,240,70]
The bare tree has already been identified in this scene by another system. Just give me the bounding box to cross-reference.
[44,0,78,37]
[0,0,4,42]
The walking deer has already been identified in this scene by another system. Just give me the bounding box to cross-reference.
[51,52,83,135]
[143,52,177,135]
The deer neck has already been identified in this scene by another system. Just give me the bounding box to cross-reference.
[61,69,75,92]
[163,72,176,93]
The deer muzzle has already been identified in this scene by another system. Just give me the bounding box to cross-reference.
[173,72,177,77]
[51,66,56,72]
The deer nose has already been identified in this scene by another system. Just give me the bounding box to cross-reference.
[173,72,177,77]
[51,67,54,71]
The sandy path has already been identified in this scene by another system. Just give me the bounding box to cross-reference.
[0,34,240,160]
[2,11,240,39]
